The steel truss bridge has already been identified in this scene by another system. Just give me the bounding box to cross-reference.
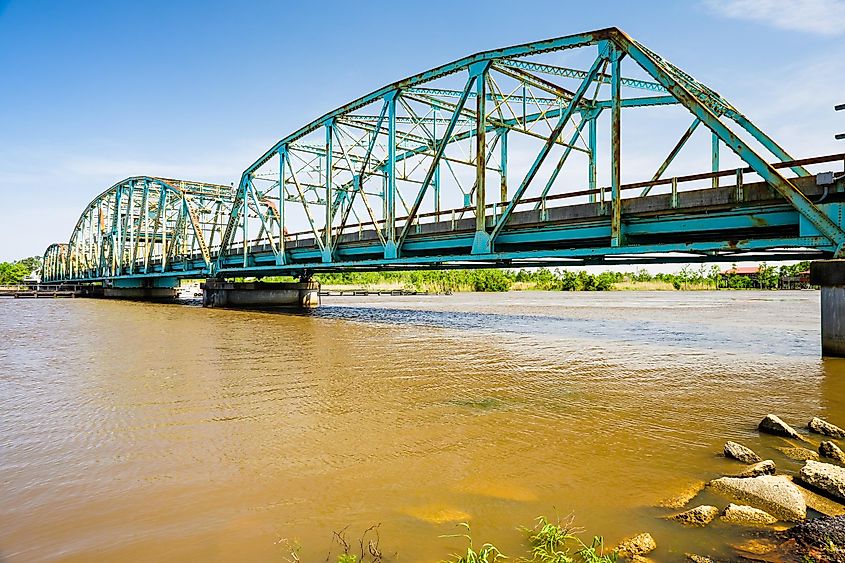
[42,27,845,286]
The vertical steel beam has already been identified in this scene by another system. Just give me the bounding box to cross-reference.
[490,52,607,244]
[277,148,286,265]
[500,128,508,203]
[126,180,135,274]
[610,45,623,247]
[112,185,122,275]
[712,131,720,189]
[385,91,398,258]
[433,106,441,220]
[143,180,151,272]
[473,63,489,254]
[132,179,148,274]
[588,113,597,204]
[242,178,249,268]
[323,120,334,262]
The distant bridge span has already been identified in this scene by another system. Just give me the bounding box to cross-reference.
[42,27,845,287]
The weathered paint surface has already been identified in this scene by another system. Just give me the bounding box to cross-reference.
[41,28,845,286]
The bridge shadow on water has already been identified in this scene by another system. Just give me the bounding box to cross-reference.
[310,303,817,358]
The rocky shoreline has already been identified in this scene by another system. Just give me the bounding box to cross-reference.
[616,414,845,562]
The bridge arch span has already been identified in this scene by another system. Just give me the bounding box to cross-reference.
[41,28,845,285]
[214,26,843,275]
[43,176,235,283]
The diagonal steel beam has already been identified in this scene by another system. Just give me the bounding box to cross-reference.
[489,51,608,247]
[641,117,701,196]
[616,31,845,253]
[395,71,480,252]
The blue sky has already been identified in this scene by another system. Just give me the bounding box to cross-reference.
[1,0,844,261]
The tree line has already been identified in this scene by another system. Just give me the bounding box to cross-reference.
[0,255,812,291]
[314,261,813,293]
[0,256,41,284]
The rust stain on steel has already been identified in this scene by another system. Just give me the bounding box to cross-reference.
[749,215,770,228]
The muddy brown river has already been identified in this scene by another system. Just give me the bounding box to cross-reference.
[1,291,843,561]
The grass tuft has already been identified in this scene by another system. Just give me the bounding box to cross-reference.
[441,523,508,563]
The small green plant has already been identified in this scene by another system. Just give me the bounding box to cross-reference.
[575,537,616,563]
[825,536,840,552]
[441,523,507,563]
[523,516,616,563]
[524,515,576,562]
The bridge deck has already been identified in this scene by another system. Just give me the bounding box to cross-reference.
[213,173,834,275]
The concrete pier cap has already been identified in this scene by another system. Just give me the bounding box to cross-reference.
[810,260,845,357]
[201,279,321,310]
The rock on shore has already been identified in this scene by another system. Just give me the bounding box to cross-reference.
[799,460,845,502]
[809,416,845,439]
[820,440,845,464]
[720,503,778,527]
[615,532,656,559]
[735,460,776,478]
[666,505,719,527]
[709,475,807,521]
[777,446,819,462]
[759,414,802,440]
[724,441,762,463]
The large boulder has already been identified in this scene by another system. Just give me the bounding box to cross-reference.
[809,416,845,439]
[759,414,802,440]
[777,446,819,462]
[615,532,656,559]
[708,475,807,521]
[799,460,845,502]
[720,503,778,527]
[724,441,762,463]
[820,440,845,464]
[666,505,719,527]
[735,460,776,478]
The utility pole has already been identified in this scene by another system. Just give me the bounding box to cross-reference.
[837,104,845,140]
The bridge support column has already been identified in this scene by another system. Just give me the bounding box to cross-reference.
[103,277,178,301]
[810,260,845,357]
[201,279,320,310]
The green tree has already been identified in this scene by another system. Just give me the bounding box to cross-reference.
[757,262,779,289]
[0,262,29,284]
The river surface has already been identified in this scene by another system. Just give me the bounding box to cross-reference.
[1,291,844,561]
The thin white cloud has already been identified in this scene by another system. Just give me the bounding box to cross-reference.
[703,0,845,35]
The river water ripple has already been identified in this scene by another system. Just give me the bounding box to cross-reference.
[1,291,842,561]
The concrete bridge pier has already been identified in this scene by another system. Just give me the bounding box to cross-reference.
[201,279,321,310]
[103,278,178,301]
[810,260,845,357]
